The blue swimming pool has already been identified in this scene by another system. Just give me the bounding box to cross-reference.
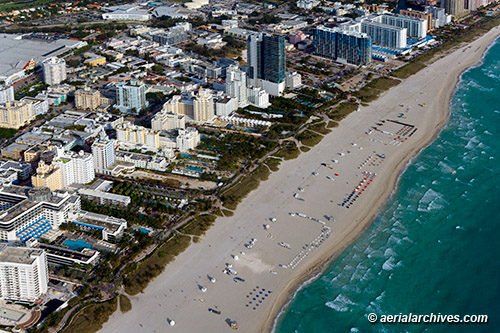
[63,239,92,251]
[186,166,203,172]
[135,227,151,235]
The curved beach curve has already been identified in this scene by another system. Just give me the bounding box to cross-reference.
[99,26,500,333]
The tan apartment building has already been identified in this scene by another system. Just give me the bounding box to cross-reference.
[32,161,63,191]
[75,88,102,110]
[399,9,433,32]
[0,101,35,129]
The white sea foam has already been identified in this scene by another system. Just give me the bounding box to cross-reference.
[367,250,383,259]
[417,189,445,212]
[382,257,396,271]
[325,294,355,312]
[438,161,457,175]
[383,247,396,258]
[467,79,493,92]
[367,291,386,314]
[460,191,469,200]
[464,138,476,150]
[387,234,403,247]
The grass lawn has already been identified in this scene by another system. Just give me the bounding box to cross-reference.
[119,295,132,313]
[63,298,117,333]
[273,141,300,160]
[221,165,270,210]
[297,130,323,147]
[124,234,191,295]
[354,77,401,103]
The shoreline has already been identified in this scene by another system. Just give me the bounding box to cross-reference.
[99,26,500,333]
[266,29,500,333]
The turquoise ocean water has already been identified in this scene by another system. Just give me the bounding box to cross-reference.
[276,38,500,333]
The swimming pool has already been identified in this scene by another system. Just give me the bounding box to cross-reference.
[63,239,92,251]
[186,166,203,172]
[135,227,151,235]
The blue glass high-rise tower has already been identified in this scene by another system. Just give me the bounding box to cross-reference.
[313,26,372,65]
[247,33,286,96]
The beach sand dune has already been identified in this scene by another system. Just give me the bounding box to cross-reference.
[100,27,500,333]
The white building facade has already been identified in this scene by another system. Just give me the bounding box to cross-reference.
[92,135,115,174]
[225,65,248,108]
[0,245,49,302]
[114,80,149,114]
[53,149,95,188]
[176,127,200,152]
[0,85,14,104]
[42,57,67,86]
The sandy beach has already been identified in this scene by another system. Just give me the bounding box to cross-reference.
[100,26,500,333]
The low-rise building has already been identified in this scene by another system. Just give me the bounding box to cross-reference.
[33,242,99,267]
[84,53,107,67]
[102,5,152,21]
[285,71,302,90]
[247,86,271,109]
[115,151,169,171]
[0,160,31,181]
[297,0,320,9]
[72,210,127,243]
[77,188,131,207]
[151,111,186,131]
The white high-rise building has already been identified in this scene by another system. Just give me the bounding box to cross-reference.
[53,149,95,187]
[193,89,215,122]
[225,65,248,108]
[0,245,48,302]
[114,80,149,114]
[377,14,427,39]
[425,6,452,28]
[0,85,14,104]
[359,21,407,49]
[92,134,115,174]
[42,57,67,86]
[72,151,94,184]
[176,127,200,152]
